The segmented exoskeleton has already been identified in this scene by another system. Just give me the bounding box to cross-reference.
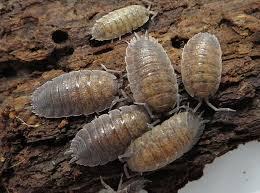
[65,105,151,166]
[91,5,156,41]
[31,70,118,118]
[125,32,178,114]
[124,111,205,172]
[181,32,235,112]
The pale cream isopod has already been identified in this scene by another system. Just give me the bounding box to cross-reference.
[91,4,156,41]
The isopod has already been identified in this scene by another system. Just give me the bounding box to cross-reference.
[125,32,178,114]
[65,105,151,166]
[181,32,235,112]
[31,70,118,118]
[123,111,205,173]
[99,176,148,193]
[91,5,156,41]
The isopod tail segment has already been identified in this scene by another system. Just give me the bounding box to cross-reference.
[193,98,236,113]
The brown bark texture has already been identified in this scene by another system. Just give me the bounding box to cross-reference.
[0,0,259,192]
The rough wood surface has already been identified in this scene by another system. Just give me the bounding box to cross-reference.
[0,0,259,193]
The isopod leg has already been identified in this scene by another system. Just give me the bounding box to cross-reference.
[109,96,120,111]
[166,94,182,115]
[109,93,128,111]
[123,164,141,179]
[123,164,133,179]
[205,99,236,112]
[193,100,203,112]
[123,164,130,179]
[122,40,130,45]
[118,150,134,162]
[69,156,78,164]
[134,102,156,119]
[120,89,131,102]
[134,32,140,39]
[100,64,122,75]
[100,176,114,191]
[149,10,158,20]
[123,85,135,103]
[16,116,39,128]
[117,174,124,191]
[64,149,73,156]
[147,119,160,129]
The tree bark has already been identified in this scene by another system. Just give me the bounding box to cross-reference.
[0,0,259,192]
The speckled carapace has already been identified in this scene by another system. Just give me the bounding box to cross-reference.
[91,5,156,41]
[125,32,178,113]
[31,70,118,118]
[181,32,235,112]
[125,111,205,172]
[66,105,151,166]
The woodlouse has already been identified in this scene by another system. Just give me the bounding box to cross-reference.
[65,105,151,166]
[91,5,156,41]
[125,32,179,114]
[31,70,118,118]
[181,32,235,112]
[99,176,148,193]
[123,111,205,173]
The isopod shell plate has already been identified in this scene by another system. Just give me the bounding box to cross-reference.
[91,5,150,41]
[67,105,151,167]
[31,70,118,118]
[181,32,222,99]
[125,111,205,172]
[125,33,178,113]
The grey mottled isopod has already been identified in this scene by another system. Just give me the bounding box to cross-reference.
[125,32,178,114]
[181,32,235,112]
[65,105,151,166]
[91,5,156,41]
[124,111,205,172]
[31,70,118,118]
[99,176,148,193]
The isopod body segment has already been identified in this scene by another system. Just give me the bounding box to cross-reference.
[66,105,151,167]
[181,32,235,112]
[31,70,118,118]
[124,111,205,172]
[91,5,155,41]
[125,32,178,113]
